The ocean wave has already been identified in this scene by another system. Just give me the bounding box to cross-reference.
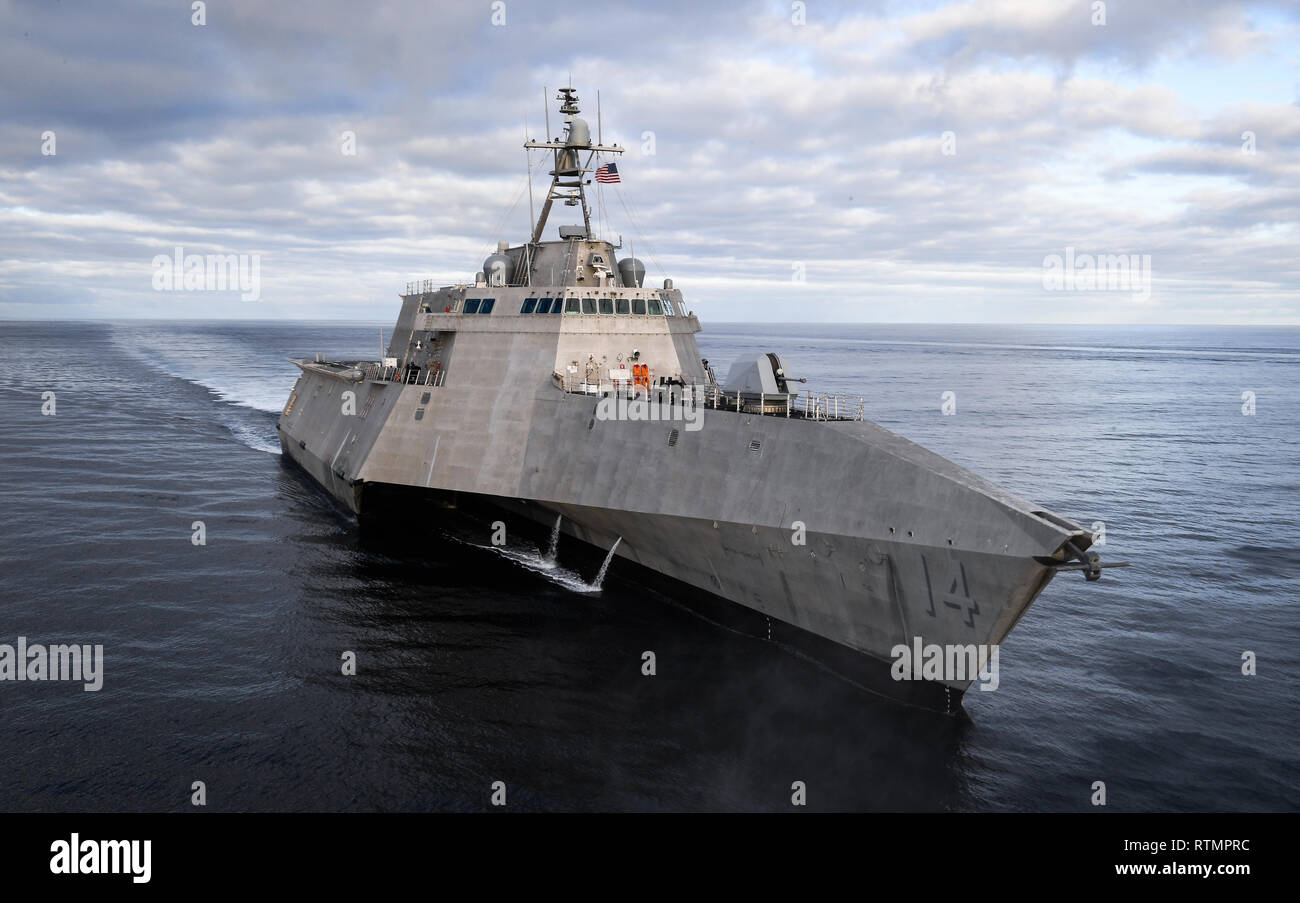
[109,325,288,453]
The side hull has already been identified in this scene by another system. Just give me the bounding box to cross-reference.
[496,497,1048,694]
[280,373,1080,708]
[360,484,970,714]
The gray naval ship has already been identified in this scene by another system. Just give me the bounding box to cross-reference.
[279,87,1123,712]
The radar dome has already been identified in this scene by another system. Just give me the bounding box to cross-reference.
[566,118,591,147]
[483,253,513,286]
[618,257,645,288]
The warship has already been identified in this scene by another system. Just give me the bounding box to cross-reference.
[278,87,1124,712]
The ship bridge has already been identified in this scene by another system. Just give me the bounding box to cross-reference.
[385,86,714,403]
[388,273,706,399]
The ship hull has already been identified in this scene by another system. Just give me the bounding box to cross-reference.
[279,367,1086,712]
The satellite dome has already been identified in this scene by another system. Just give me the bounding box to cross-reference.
[483,253,512,286]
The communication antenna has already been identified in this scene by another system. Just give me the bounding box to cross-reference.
[543,86,551,140]
[524,112,535,285]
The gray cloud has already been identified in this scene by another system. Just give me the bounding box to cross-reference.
[0,0,1297,322]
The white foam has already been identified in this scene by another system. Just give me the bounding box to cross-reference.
[449,534,607,593]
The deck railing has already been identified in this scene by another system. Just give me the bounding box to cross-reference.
[551,372,864,421]
[404,279,439,296]
[308,358,860,419]
[347,361,447,386]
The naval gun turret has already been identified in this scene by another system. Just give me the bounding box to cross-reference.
[721,353,804,414]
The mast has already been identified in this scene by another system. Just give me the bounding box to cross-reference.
[524,87,624,248]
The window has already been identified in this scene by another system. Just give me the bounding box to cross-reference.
[632,298,647,315]
[536,298,551,314]
[565,298,580,314]
[615,298,630,315]
[521,298,537,314]
[598,298,614,315]
[662,297,676,316]
[648,298,663,315]
[581,298,597,314]
[479,298,495,314]
[463,298,481,314]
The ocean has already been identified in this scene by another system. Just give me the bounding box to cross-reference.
[1,320,1296,811]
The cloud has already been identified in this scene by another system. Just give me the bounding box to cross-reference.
[0,0,1297,323]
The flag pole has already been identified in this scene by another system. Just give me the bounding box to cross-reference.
[596,90,602,241]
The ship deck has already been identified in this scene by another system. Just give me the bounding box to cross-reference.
[290,356,866,422]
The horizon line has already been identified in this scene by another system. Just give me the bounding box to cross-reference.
[3,317,1299,328]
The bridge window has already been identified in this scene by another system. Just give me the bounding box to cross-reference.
[536,297,551,314]
[648,298,663,315]
[479,298,495,314]
[615,298,630,314]
[565,298,580,314]
[581,298,597,314]
[632,298,647,315]
[463,298,481,314]
[521,298,537,314]
[662,298,676,316]
[598,297,614,315]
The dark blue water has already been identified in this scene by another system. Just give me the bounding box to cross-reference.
[1,320,1296,811]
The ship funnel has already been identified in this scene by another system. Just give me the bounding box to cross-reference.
[618,257,645,288]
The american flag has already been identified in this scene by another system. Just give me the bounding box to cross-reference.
[595,162,621,183]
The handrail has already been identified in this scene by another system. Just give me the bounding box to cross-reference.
[404,278,439,296]
[309,359,859,419]
[557,379,865,421]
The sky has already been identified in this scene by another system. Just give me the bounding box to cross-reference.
[1,0,1297,324]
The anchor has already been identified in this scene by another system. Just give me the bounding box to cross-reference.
[1034,537,1130,581]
